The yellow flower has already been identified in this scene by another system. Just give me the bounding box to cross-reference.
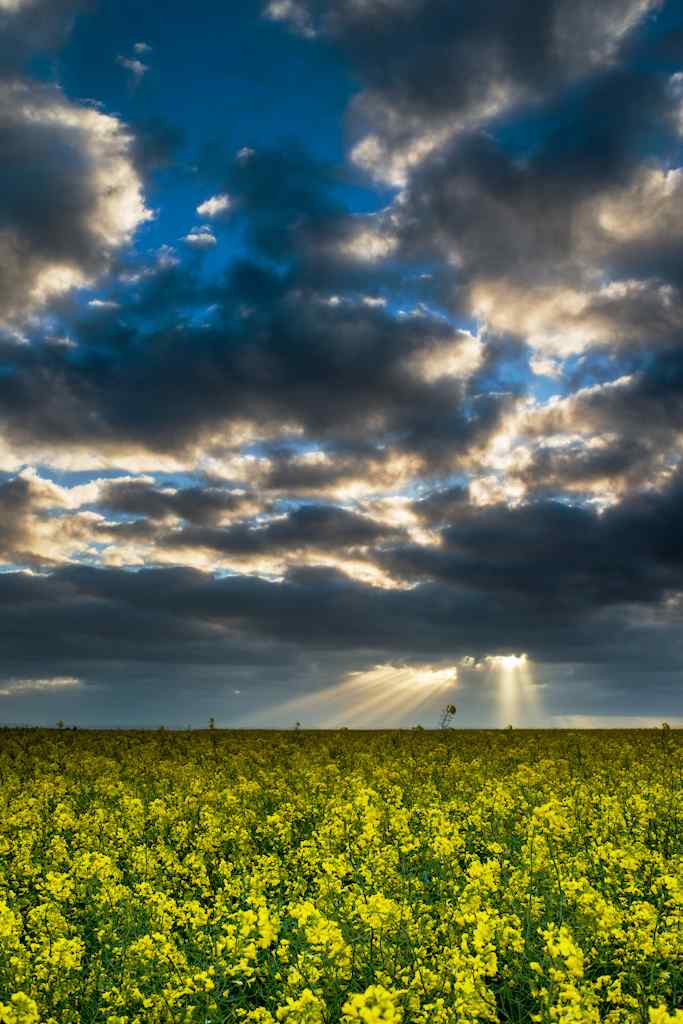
[648,1008,683,1024]
[342,985,403,1024]
[276,989,324,1023]
[0,993,40,1024]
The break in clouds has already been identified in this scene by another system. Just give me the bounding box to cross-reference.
[1,0,682,726]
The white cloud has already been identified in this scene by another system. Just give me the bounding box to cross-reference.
[264,0,317,37]
[134,41,152,54]
[182,225,217,248]
[196,193,232,218]
[117,55,149,80]
[0,676,83,696]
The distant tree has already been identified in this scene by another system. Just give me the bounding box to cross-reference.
[439,704,457,729]
[208,717,215,731]
[56,720,64,730]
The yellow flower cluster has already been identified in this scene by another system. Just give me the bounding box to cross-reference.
[0,727,680,1023]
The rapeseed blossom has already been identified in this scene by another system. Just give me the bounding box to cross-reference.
[0,728,679,1022]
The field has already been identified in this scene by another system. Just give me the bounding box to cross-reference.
[0,729,680,1024]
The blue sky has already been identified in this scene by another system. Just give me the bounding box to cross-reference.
[0,0,682,727]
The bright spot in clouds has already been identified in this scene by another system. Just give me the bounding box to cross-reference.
[340,229,397,262]
[486,654,528,669]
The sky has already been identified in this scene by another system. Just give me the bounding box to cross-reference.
[1,0,683,728]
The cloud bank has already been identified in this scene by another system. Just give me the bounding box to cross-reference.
[0,0,682,725]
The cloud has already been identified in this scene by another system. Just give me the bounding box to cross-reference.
[394,69,676,269]
[0,676,82,696]
[264,0,317,38]
[470,278,683,358]
[117,55,149,82]
[268,0,663,184]
[0,0,85,70]
[0,236,508,468]
[97,479,254,525]
[0,80,151,325]
[145,503,408,584]
[380,470,683,619]
[196,193,232,218]
[182,225,217,247]
[1,560,682,714]
[0,469,108,566]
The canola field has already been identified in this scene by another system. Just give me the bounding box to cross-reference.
[0,728,681,1024]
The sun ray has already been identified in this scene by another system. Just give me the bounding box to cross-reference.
[484,653,540,726]
[240,663,458,728]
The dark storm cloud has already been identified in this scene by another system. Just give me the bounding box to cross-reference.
[381,472,683,615]
[0,82,115,321]
[0,83,148,325]
[199,143,422,301]
[157,503,404,556]
[411,484,469,526]
[0,120,505,461]
[0,282,504,463]
[0,0,149,327]
[393,68,679,286]
[97,480,251,525]
[258,447,371,493]
[1,558,682,687]
[0,476,36,562]
[268,0,665,172]
[527,352,683,455]
[268,1,683,366]
[254,441,412,494]
[217,143,340,263]
[509,438,659,496]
